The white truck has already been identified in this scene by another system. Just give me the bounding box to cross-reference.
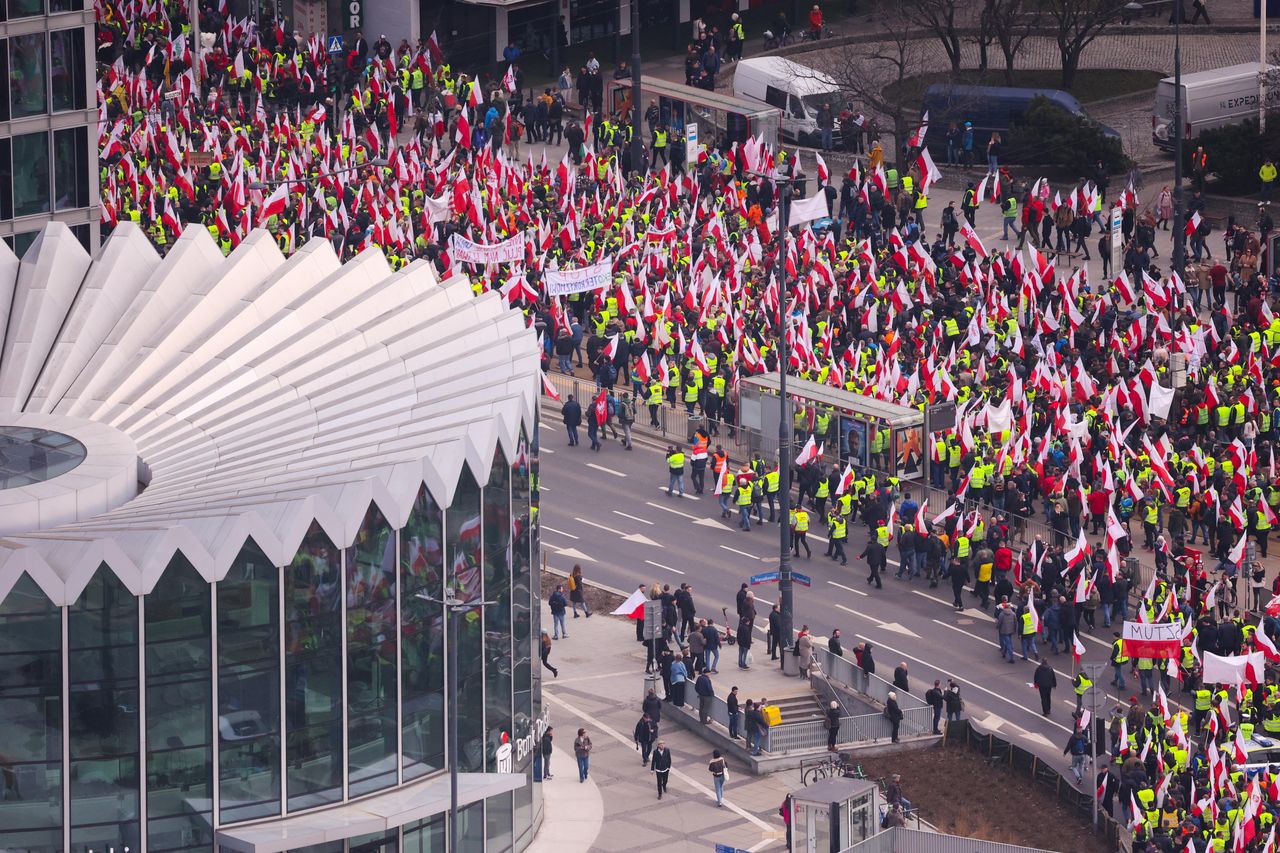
[1152,62,1280,151]
[732,56,844,147]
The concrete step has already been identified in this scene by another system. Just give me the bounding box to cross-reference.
[772,693,827,724]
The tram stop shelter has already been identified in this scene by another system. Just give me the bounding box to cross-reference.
[609,76,780,154]
[789,777,881,853]
[738,374,926,482]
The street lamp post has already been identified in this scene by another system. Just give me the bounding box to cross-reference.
[1082,662,1105,830]
[775,179,796,656]
[630,0,643,175]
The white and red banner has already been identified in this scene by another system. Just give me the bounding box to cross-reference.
[1202,651,1267,686]
[448,233,527,264]
[1121,621,1183,659]
[545,258,614,296]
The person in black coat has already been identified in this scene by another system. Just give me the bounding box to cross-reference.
[651,740,673,798]
[767,604,782,660]
[634,712,658,765]
[825,701,842,752]
[885,692,904,742]
[643,687,663,724]
[561,395,581,446]
[1033,659,1057,716]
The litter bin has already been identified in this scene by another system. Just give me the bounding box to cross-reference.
[781,647,801,677]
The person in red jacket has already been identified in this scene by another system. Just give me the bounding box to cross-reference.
[1087,483,1111,535]
[808,4,824,37]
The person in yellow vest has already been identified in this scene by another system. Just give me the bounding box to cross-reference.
[1109,632,1129,690]
[646,381,663,428]
[765,464,782,522]
[1071,672,1092,714]
[791,506,811,558]
[716,465,736,519]
[735,476,755,531]
[666,445,686,497]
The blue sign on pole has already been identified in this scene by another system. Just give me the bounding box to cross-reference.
[327,35,345,55]
[791,572,812,587]
[715,846,750,853]
[750,571,780,585]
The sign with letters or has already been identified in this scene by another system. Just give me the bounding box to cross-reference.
[686,122,698,165]
[544,258,613,296]
[791,571,812,587]
[750,571,780,585]
[449,233,527,265]
[1121,621,1183,659]
[344,0,362,30]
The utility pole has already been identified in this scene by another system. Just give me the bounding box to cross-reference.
[1261,0,1268,133]
[1084,662,1104,830]
[776,180,795,658]
[630,0,643,175]
[191,0,202,87]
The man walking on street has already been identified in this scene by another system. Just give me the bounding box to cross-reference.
[666,445,686,496]
[574,728,593,782]
[562,394,581,446]
[634,712,657,765]
[767,604,782,660]
[996,598,1017,663]
[1034,658,1057,716]
[695,668,716,723]
[925,680,944,734]
[549,585,569,639]
[651,740,672,798]
[708,750,728,807]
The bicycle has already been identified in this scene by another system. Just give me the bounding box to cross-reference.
[800,753,865,786]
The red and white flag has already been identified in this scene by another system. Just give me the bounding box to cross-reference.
[611,588,648,618]
[1072,633,1086,664]
[795,435,820,466]
[502,64,517,93]
[1185,210,1202,236]
[540,370,561,401]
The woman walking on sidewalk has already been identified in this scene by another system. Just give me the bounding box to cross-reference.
[569,564,592,618]
[708,750,728,806]
[574,728,592,782]
[540,632,558,678]
[652,740,673,799]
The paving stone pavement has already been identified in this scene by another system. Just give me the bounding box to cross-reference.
[533,603,798,852]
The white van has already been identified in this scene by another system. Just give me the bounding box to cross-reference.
[1152,62,1280,150]
[732,56,844,147]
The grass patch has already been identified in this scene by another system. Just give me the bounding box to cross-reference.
[884,68,1164,110]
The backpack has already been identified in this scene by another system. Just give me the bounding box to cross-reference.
[620,399,636,424]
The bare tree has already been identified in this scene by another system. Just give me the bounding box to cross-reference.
[1044,0,1127,90]
[901,0,965,74]
[983,0,1042,85]
[805,31,931,159]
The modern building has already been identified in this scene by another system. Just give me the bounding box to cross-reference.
[0,0,97,253]
[0,222,544,853]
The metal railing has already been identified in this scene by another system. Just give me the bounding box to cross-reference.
[840,827,1057,853]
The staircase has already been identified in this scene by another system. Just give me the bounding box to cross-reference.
[771,693,830,724]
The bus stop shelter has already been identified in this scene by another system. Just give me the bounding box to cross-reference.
[609,76,780,155]
[738,374,925,482]
[789,777,881,853]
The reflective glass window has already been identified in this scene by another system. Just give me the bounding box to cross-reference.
[49,28,84,112]
[402,814,445,853]
[456,801,484,852]
[448,466,485,773]
[511,433,534,850]
[529,421,543,824]
[54,126,89,211]
[285,522,342,810]
[350,829,398,853]
[0,573,62,853]
[486,792,513,853]
[12,131,49,218]
[484,450,511,773]
[7,0,44,18]
[146,554,213,853]
[9,33,46,117]
[401,483,445,780]
[347,503,397,796]
[69,565,140,852]
[49,0,82,11]
[217,539,280,823]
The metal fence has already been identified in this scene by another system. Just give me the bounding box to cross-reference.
[840,827,1057,853]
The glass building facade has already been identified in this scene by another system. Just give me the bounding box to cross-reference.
[0,0,98,252]
[0,430,543,853]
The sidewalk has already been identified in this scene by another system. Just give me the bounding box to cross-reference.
[532,598,797,852]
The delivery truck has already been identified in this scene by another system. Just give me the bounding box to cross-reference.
[1152,62,1280,151]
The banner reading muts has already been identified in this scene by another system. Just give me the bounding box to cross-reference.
[1121,621,1184,659]
[544,258,613,296]
[449,233,526,264]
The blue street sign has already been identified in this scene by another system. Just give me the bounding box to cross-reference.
[715,846,750,853]
[791,572,812,587]
[327,35,344,55]
[750,571,779,585]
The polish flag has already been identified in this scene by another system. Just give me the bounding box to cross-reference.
[1072,632,1086,664]
[1256,626,1280,662]
[467,80,484,107]
[540,370,562,401]
[836,464,856,494]
[611,588,648,618]
[915,500,929,535]
[795,436,821,466]
[1185,210,1202,236]
[1065,528,1091,571]
[258,184,288,224]
[502,64,517,92]
[603,334,620,359]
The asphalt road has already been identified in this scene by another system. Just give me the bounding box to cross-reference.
[537,409,1163,779]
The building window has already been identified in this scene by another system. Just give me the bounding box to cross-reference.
[511,433,534,850]
[69,222,89,251]
[484,449,512,776]
[285,521,342,810]
[68,564,140,852]
[5,0,45,21]
[400,483,445,781]
[49,0,82,12]
[0,573,62,853]
[12,131,50,217]
[448,465,485,773]
[456,801,485,852]
[486,792,514,853]
[145,554,213,853]
[50,28,86,112]
[217,538,281,824]
[54,126,88,210]
[402,814,445,853]
[347,503,398,796]
[10,32,47,118]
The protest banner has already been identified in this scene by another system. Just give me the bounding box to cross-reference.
[545,259,613,296]
[1121,621,1183,659]
[449,233,526,264]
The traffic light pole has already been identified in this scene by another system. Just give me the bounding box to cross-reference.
[777,181,795,656]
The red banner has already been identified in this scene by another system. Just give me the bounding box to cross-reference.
[1121,621,1183,660]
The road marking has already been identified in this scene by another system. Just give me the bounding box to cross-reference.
[719,544,759,560]
[547,546,595,562]
[542,691,773,830]
[911,589,996,623]
[541,448,555,454]
[574,517,626,536]
[754,598,775,607]
[836,603,875,619]
[645,559,685,575]
[587,462,627,478]
[613,510,654,525]
[655,486,700,500]
[833,604,921,638]
[542,526,580,540]
[622,532,664,547]
[827,580,869,597]
[645,501,700,520]
[852,633,1073,735]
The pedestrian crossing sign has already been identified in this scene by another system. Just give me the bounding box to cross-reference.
[327,35,344,55]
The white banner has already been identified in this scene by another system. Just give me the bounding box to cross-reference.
[1202,651,1266,686]
[789,192,830,226]
[449,233,526,265]
[545,259,613,296]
